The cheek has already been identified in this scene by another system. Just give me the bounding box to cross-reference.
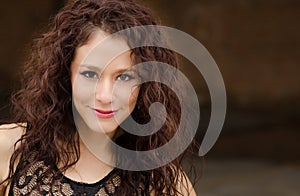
[128,87,140,108]
[72,79,96,104]
[114,86,139,109]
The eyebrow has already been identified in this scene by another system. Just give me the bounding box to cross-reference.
[80,64,101,71]
[80,64,137,73]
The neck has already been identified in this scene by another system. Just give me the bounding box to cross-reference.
[75,116,117,168]
[59,120,116,183]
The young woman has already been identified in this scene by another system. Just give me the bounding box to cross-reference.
[0,0,197,195]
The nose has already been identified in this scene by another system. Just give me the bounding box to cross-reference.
[95,78,113,104]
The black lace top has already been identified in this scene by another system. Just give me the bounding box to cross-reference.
[9,158,122,196]
[8,125,149,195]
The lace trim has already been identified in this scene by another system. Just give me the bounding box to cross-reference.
[10,160,121,196]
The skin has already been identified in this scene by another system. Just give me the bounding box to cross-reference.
[0,29,196,196]
[66,29,140,183]
[71,29,140,137]
[0,123,24,195]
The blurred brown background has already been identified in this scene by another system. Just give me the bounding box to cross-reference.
[1,0,299,195]
[142,0,300,162]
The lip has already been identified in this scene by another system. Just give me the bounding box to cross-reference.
[93,109,116,119]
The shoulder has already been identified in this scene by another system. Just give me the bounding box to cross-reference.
[0,123,25,182]
[0,123,25,153]
[170,165,197,196]
[176,170,197,196]
[149,167,197,196]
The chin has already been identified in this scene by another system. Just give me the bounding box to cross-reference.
[88,120,118,134]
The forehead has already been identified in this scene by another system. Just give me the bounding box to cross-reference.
[73,29,132,68]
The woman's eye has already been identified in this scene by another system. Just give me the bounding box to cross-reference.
[80,71,98,79]
[117,74,134,81]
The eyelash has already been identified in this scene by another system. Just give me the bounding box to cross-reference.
[80,71,98,79]
[117,73,134,82]
[80,71,134,82]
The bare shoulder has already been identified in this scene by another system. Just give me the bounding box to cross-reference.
[169,164,197,196]
[0,123,25,152]
[149,167,197,196]
[177,170,197,196]
[0,123,25,182]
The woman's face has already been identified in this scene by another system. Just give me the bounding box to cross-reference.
[70,30,140,137]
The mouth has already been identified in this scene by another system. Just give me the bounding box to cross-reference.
[93,109,117,119]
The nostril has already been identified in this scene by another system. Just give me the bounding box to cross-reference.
[95,89,113,104]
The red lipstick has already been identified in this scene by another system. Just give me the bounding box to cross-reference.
[94,109,116,119]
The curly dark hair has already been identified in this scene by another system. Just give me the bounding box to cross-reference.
[1,0,198,195]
